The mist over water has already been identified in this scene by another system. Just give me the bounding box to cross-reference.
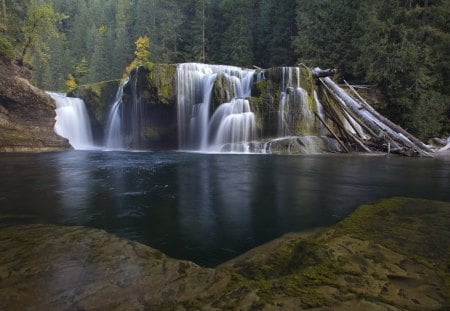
[0,151,449,266]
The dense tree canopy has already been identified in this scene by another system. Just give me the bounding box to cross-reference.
[1,0,449,139]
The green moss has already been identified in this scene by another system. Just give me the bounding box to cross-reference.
[335,197,450,259]
[253,80,267,97]
[0,37,14,61]
[146,63,177,105]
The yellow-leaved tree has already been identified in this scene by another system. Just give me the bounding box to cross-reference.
[124,36,152,78]
[65,74,77,93]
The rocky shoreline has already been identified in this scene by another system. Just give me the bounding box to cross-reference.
[0,197,448,310]
[0,61,71,152]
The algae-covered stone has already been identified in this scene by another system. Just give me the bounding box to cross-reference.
[1,198,448,309]
[212,73,235,111]
[145,63,177,105]
[249,66,321,139]
[120,65,178,149]
[220,197,450,310]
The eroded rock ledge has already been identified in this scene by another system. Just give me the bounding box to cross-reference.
[0,64,71,152]
[0,197,448,310]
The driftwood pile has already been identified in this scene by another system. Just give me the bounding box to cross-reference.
[310,67,434,157]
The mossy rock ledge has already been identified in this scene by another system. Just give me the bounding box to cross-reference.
[0,197,448,310]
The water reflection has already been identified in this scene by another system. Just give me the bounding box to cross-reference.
[0,151,449,266]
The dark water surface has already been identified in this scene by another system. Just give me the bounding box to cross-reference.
[0,151,449,266]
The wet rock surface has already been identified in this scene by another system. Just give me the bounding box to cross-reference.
[0,197,448,310]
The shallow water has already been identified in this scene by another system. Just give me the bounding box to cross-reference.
[0,151,449,266]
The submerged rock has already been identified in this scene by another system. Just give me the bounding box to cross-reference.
[0,197,448,309]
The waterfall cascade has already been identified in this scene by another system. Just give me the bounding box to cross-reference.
[104,67,148,150]
[104,77,129,149]
[177,63,256,152]
[277,67,325,137]
[48,92,94,150]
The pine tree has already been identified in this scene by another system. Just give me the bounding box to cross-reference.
[218,0,254,66]
[88,24,111,82]
[111,0,132,78]
[74,56,89,83]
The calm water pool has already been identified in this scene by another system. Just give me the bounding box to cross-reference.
[0,151,449,266]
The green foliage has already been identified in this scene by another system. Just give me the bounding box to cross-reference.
[21,4,67,61]
[74,57,90,83]
[134,36,150,63]
[5,0,449,139]
[65,73,77,92]
[294,0,450,139]
[124,36,153,78]
[0,37,14,61]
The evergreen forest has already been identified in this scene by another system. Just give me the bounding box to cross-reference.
[0,0,449,139]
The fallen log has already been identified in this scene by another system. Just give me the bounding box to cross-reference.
[320,75,433,157]
[312,67,337,78]
[313,93,350,153]
[343,80,433,154]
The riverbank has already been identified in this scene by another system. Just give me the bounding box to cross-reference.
[0,197,448,310]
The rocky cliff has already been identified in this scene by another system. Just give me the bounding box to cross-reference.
[0,60,71,152]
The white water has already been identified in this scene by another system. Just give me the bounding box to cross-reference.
[209,99,256,152]
[48,92,94,150]
[177,63,256,152]
[278,67,300,137]
[277,67,318,137]
[105,77,129,150]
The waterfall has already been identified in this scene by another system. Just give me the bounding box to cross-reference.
[277,67,322,137]
[48,92,94,150]
[104,77,129,149]
[104,67,146,150]
[177,63,256,152]
[209,99,256,152]
[278,67,301,137]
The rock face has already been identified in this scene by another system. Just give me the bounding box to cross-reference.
[0,62,71,152]
[121,64,177,149]
[0,197,448,310]
[71,80,121,145]
[74,64,178,149]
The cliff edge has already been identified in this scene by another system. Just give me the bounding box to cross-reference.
[0,59,71,152]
